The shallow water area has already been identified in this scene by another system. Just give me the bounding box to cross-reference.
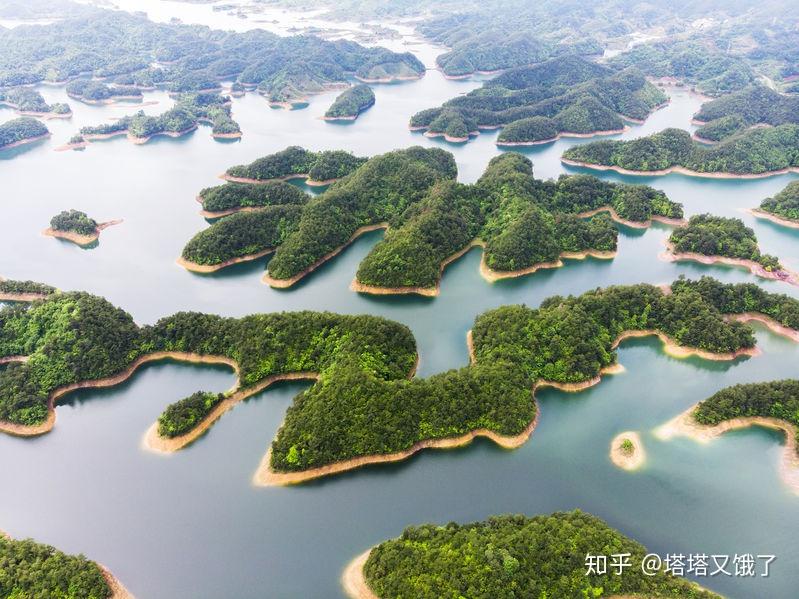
[1,5,799,598]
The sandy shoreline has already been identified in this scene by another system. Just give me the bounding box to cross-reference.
[610,431,646,470]
[660,241,799,286]
[750,208,799,229]
[212,131,243,139]
[0,291,51,302]
[612,329,759,360]
[177,248,275,273]
[342,550,379,599]
[562,158,799,180]
[0,355,28,365]
[655,404,799,495]
[42,219,123,247]
[220,172,339,186]
[576,206,685,229]
[496,127,628,146]
[99,564,136,599]
[263,223,388,288]
[423,130,475,143]
[128,125,197,145]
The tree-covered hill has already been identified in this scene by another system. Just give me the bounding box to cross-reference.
[324,84,375,120]
[757,181,799,223]
[0,117,49,149]
[0,7,424,104]
[2,277,794,479]
[0,533,114,599]
[563,126,799,176]
[0,87,70,116]
[225,146,367,183]
[183,151,681,290]
[693,86,799,141]
[363,511,720,599]
[410,56,667,144]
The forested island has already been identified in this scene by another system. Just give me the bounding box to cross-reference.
[753,181,799,228]
[0,87,70,118]
[664,214,795,284]
[692,86,799,142]
[562,126,799,177]
[2,277,796,483]
[222,146,367,185]
[0,278,56,302]
[323,84,375,121]
[410,56,667,144]
[346,511,719,599]
[184,150,682,292]
[0,529,130,598]
[66,80,144,104]
[0,117,49,150]
[43,210,122,246]
[0,8,423,108]
[77,92,240,145]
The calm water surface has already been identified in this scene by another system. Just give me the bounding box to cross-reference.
[1,8,799,598]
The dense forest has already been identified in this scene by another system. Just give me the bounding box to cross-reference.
[0,87,70,115]
[364,511,719,598]
[49,210,98,236]
[0,279,56,297]
[0,534,112,599]
[324,84,375,119]
[563,126,799,175]
[0,117,48,149]
[65,79,142,103]
[184,151,681,286]
[410,56,667,143]
[694,380,799,436]
[158,391,225,438]
[759,181,799,222]
[669,214,782,270]
[225,146,366,183]
[0,8,423,104]
[198,181,309,213]
[0,278,795,473]
[608,40,756,96]
[79,92,240,142]
[693,86,799,141]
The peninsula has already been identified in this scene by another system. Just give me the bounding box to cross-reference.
[43,210,122,247]
[66,80,144,104]
[2,277,796,484]
[657,379,799,494]
[663,214,797,285]
[183,150,682,292]
[323,84,375,121]
[752,181,799,228]
[410,56,667,144]
[221,146,366,185]
[0,529,132,598]
[345,511,719,599]
[0,88,71,118]
[562,126,799,178]
[196,180,308,218]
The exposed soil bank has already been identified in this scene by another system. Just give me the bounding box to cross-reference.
[576,207,685,229]
[497,127,627,146]
[177,248,274,273]
[750,208,799,230]
[660,241,799,286]
[0,132,51,151]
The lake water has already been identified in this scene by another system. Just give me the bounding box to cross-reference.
[2,6,799,598]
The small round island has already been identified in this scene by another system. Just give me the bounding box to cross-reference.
[610,431,646,470]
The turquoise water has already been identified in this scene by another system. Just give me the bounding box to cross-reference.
[2,17,799,598]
